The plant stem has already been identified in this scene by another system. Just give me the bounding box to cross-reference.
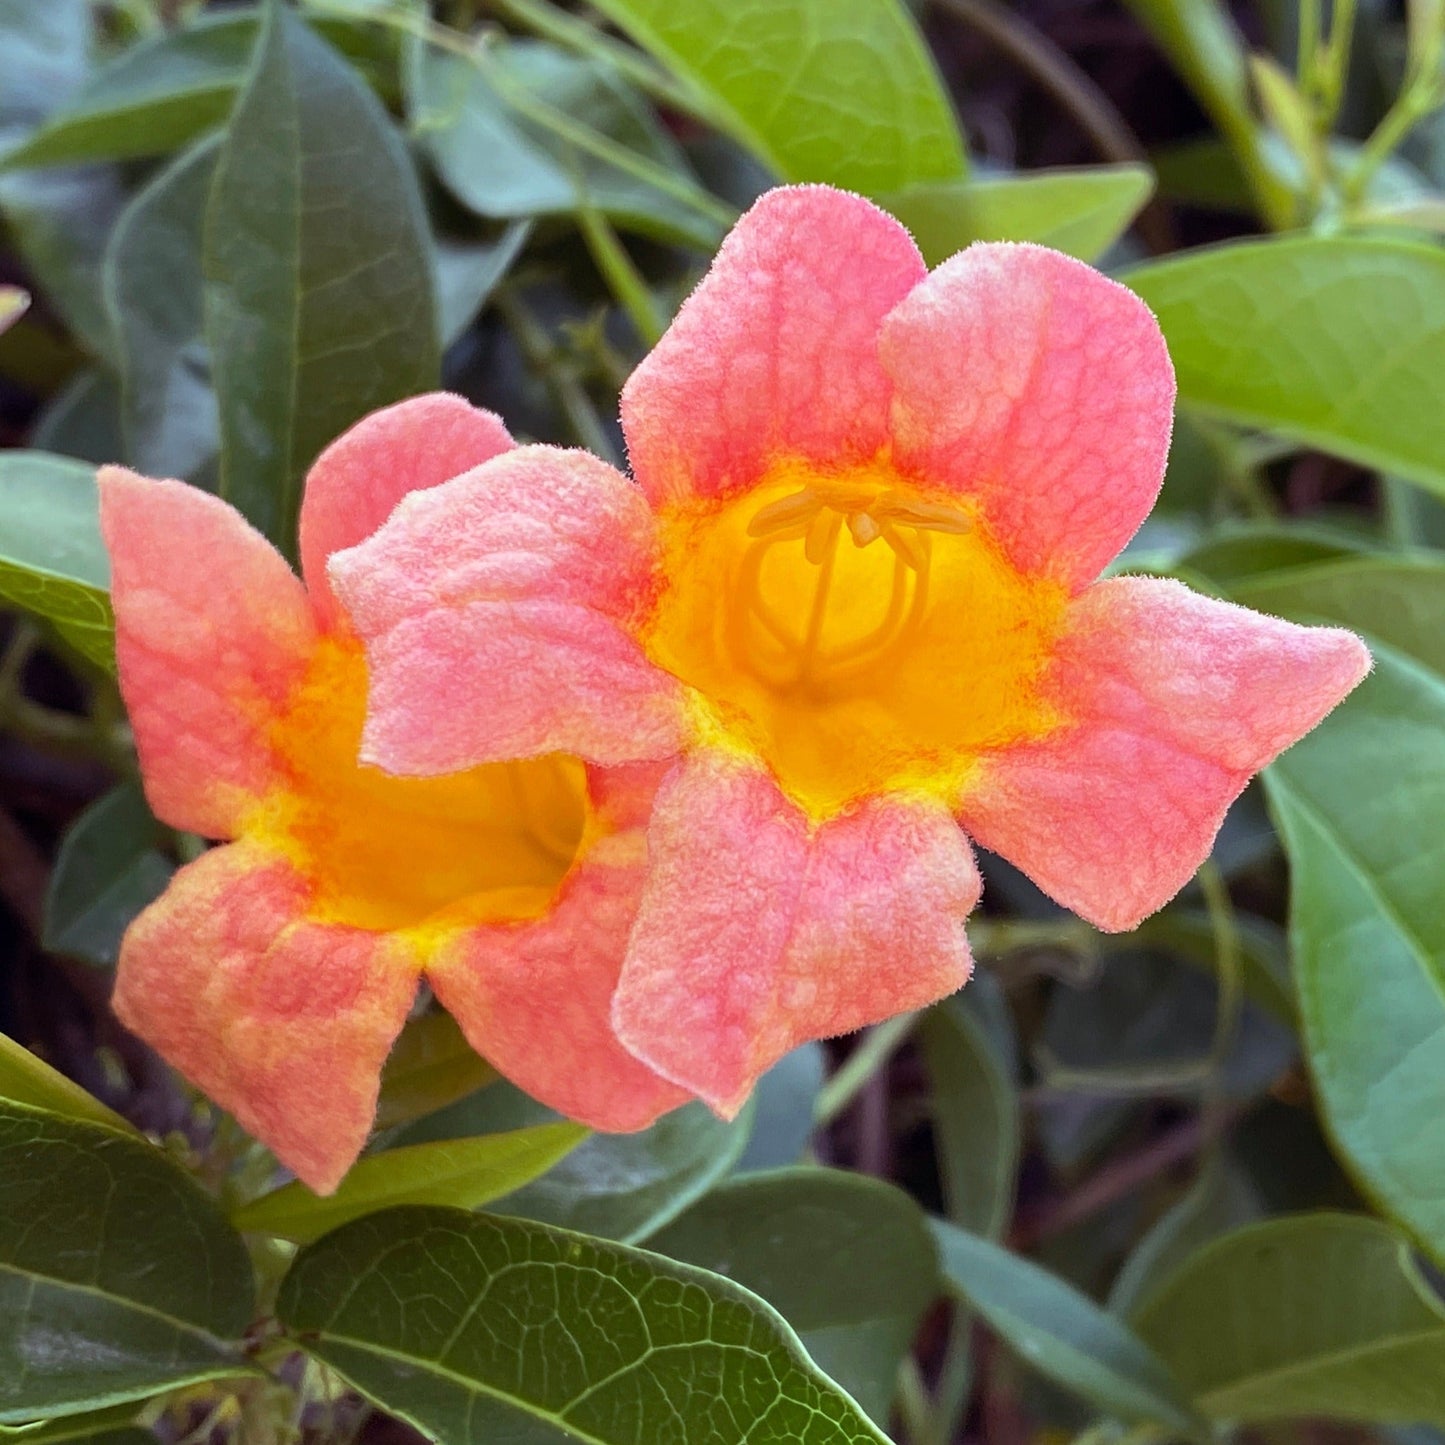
[578,204,666,347]
[494,286,621,465]
[814,1012,918,1125]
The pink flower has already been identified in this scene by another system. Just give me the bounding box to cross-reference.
[102,396,686,1194]
[333,187,1370,1119]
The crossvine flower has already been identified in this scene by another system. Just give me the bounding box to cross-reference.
[102,396,686,1194]
[333,187,1370,1118]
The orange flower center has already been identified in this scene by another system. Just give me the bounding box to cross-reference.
[643,456,1071,816]
[253,637,588,933]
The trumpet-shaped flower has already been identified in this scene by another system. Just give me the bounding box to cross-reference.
[102,395,687,1193]
[333,187,1371,1118]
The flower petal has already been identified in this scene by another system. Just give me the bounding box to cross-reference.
[100,467,316,838]
[299,393,514,633]
[113,842,419,1194]
[329,445,684,773]
[621,186,926,508]
[612,753,980,1115]
[427,830,691,1132]
[957,576,1371,931]
[879,243,1175,589]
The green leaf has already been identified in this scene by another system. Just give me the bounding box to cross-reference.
[401,1086,753,1244]
[1224,559,1445,1259]
[0,2,124,360]
[413,41,726,250]
[204,4,439,557]
[921,994,1019,1238]
[373,1011,498,1133]
[0,1032,129,1131]
[29,370,124,469]
[0,1405,151,1445]
[884,165,1153,265]
[1107,1153,1261,1318]
[0,8,407,171]
[278,1205,891,1444]
[0,1404,150,1443]
[1133,1214,1445,1425]
[932,1220,1202,1432]
[0,1101,256,1421]
[735,1042,824,1172]
[42,783,173,970]
[650,1167,939,1426]
[0,451,113,670]
[434,223,530,348]
[0,13,252,171]
[586,0,965,194]
[234,1121,586,1244]
[103,135,221,481]
[1126,237,1445,499]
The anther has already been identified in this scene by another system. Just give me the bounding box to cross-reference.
[747,487,821,538]
[847,512,882,547]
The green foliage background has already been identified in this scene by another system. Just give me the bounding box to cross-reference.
[1,0,1444,1442]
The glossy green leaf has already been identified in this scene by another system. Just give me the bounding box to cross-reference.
[1133,1214,1445,1424]
[402,1086,753,1244]
[1127,237,1445,498]
[235,1122,586,1244]
[204,4,438,557]
[0,1101,256,1421]
[42,783,172,970]
[279,1205,891,1444]
[586,0,965,193]
[373,1011,498,1133]
[932,1220,1202,1432]
[651,1167,938,1425]
[0,13,251,170]
[921,994,1019,1238]
[414,41,725,250]
[103,135,220,481]
[0,451,112,670]
[0,1033,129,1131]
[1225,558,1445,1259]
[884,165,1153,265]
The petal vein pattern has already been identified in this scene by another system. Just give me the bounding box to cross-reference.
[103,394,686,1193]
[337,187,1370,1126]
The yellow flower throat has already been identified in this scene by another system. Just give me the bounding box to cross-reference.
[254,638,588,934]
[643,456,1071,817]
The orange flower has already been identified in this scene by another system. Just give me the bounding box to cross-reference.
[102,396,686,1194]
[333,188,1370,1119]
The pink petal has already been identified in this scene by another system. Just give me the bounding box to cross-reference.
[427,830,691,1132]
[958,576,1371,931]
[612,753,980,1115]
[99,467,316,838]
[879,243,1175,589]
[621,186,926,508]
[112,842,419,1194]
[299,393,514,633]
[329,445,684,773]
